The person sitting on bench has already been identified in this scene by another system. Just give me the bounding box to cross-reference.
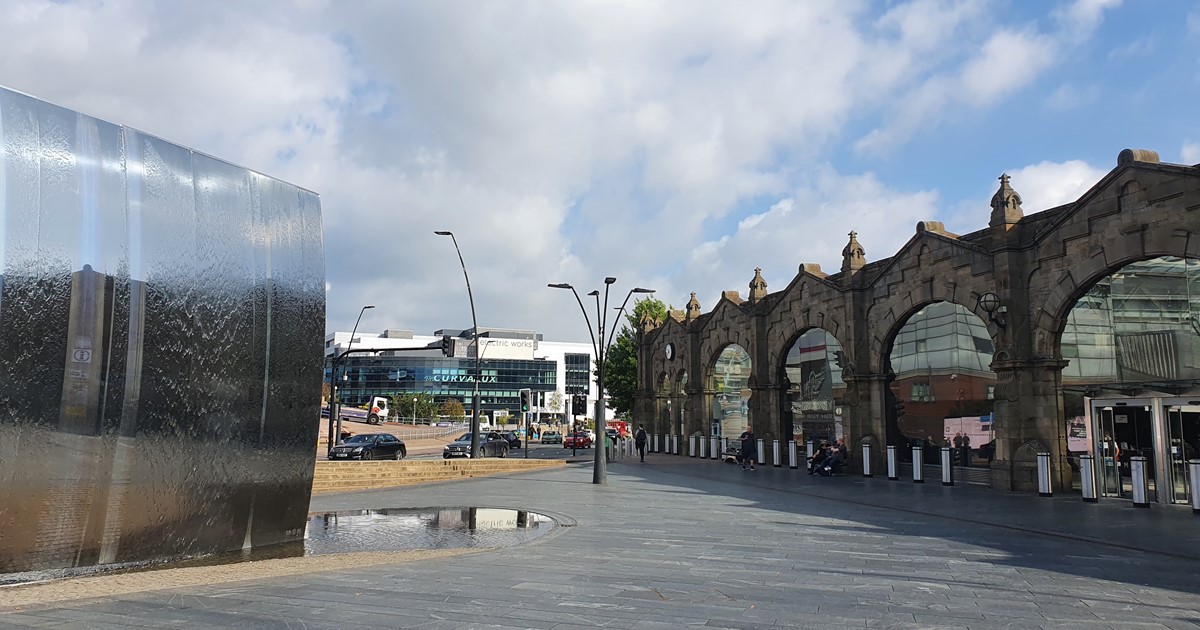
[813,438,848,476]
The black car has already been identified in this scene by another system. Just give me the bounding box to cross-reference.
[444,432,510,459]
[496,431,521,449]
[329,433,406,460]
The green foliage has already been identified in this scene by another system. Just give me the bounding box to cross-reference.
[389,393,440,423]
[548,390,563,413]
[440,398,466,420]
[604,296,669,416]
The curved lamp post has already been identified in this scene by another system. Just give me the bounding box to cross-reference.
[330,304,374,451]
[550,280,654,484]
[435,230,483,458]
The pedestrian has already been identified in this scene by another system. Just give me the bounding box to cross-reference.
[740,427,757,470]
[634,425,648,462]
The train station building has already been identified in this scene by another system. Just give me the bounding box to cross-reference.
[635,148,1200,506]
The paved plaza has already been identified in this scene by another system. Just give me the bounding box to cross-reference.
[2,453,1199,629]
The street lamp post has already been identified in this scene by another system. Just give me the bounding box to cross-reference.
[412,397,417,425]
[435,230,483,458]
[330,304,374,452]
[550,280,654,484]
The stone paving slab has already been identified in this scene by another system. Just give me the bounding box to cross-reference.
[2,454,1199,629]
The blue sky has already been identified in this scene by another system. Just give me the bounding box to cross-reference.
[1,0,1197,343]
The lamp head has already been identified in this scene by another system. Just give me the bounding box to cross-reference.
[363,305,376,310]
[632,287,655,294]
[434,230,452,236]
[977,292,1001,314]
[587,290,600,297]
[604,277,617,285]
[548,283,573,289]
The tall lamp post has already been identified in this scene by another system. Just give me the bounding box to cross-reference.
[412,396,417,425]
[435,230,483,458]
[550,279,654,484]
[329,304,374,452]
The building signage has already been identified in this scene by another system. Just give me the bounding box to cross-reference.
[478,338,536,361]
[430,374,498,384]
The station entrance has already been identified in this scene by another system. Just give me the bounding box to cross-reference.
[1088,397,1200,505]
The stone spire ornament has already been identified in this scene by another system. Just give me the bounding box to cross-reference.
[748,267,768,304]
[685,292,702,322]
[841,231,866,274]
[990,173,1023,229]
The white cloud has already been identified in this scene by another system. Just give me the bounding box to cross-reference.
[679,167,939,309]
[856,0,1118,154]
[0,1,1139,341]
[1183,141,1200,164]
[1045,83,1101,110]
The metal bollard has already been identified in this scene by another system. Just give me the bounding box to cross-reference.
[757,439,765,465]
[911,446,925,483]
[1080,454,1098,503]
[1130,456,1150,508]
[698,436,707,459]
[1189,460,1200,514]
[689,435,696,457]
[772,440,781,467]
[723,437,730,459]
[710,436,719,460]
[659,433,665,453]
[861,443,872,478]
[788,441,797,469]
[887,445,898,480]
[1037,452,1052,497]
[806,440,815,472]
[941,447,954,486]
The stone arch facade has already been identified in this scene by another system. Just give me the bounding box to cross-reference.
[637,149,1200,492]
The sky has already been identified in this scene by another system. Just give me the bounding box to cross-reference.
[2,0,1198,344]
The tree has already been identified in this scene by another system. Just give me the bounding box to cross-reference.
[604,297,668,416]
[440,398,466,421]
[548,390,563,415]
[389,393,439,424]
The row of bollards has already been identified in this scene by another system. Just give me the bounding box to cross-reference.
[663,434,1200,512]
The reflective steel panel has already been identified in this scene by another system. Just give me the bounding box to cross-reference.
[0,87,325,573]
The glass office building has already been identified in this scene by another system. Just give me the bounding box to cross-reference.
[333,356,557,419]
[325,328,597,423]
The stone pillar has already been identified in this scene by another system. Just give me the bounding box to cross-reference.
[844,372,888,476]
[990,358,1069,492]
[748,378,781,444]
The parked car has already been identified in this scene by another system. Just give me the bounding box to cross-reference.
[540,430,563,444]
[443,432,510,459]
[563,432,593,448]
[496,431,521,448]
[328,433,406,460]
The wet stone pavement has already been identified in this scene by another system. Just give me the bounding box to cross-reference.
[2,453,1199,629]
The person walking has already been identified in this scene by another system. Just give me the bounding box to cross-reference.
[634,425,648,462]
[740,427,757,470]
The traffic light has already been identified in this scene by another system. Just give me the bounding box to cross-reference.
[572,394,586,416]
[440,335,452,357]
[519,388,531,413]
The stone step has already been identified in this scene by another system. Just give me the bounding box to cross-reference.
[311,459,565,494]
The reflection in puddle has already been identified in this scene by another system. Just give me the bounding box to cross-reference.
[0,508,555,586]
[304,507,556,555]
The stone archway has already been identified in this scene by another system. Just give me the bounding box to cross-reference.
[709,344,751,439]
[779,327,847,446]
[881,300,996,473]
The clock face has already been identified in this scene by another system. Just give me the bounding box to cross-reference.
[665,343,675,360]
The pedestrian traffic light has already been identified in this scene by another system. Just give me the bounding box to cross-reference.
[519,388,531,413]
[440,335,452,357]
